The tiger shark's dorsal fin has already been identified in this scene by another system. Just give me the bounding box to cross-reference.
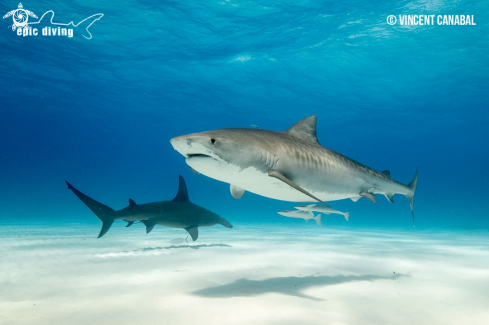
[285,116,319,145]
[173,175,190,202]
[381,170,391,176]
[128,198,137,206]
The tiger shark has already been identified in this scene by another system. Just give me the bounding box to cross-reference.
[66,176,233,241]
[170,116,418,221]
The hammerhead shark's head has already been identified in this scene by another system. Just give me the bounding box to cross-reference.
[66,176,233,241]
[170,116,419,221]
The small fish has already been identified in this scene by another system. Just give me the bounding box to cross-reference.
[250,124,261,129]
[295,204,349,221]
[277,210,322,226]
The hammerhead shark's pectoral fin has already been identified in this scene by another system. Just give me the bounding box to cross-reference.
[218,217,233,228]
[230,184,246,199]
[185,226,199,241]
[141,220,156,234]
[360,192,377,203]
[268,171,328,205]
[125,221,135,227]
[98,220,114,238]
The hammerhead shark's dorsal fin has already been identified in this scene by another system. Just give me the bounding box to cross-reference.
[173,175,190,202]
[141,220,156,234]
[230,184,246,199]
[268,171,328,205]
[284,116,319,145]
[128,198,137,206]
[185,226,199,241]
[381,170,391,176]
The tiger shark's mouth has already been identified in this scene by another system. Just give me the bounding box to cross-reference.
[187,153,213,159]
[186,153,227,164]
[170,136,228,164]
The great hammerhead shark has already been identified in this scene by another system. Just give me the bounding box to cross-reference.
[66,176,233,241]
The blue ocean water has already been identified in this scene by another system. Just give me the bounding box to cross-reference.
[1,0,488,230]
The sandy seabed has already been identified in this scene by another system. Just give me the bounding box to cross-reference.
[1,222,488,325]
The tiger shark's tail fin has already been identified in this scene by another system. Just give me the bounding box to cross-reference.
[66,181,116,238]
[406,167,419,225]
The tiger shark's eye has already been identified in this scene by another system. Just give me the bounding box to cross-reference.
[210,139,216,144]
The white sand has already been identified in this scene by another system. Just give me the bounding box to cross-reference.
[1,223,488,324]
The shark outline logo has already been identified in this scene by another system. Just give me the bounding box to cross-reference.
[28,11,104,39]
[3,3,103,39]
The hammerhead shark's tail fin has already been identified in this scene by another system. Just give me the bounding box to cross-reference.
[406,167,419,225]
[66,181,116,238]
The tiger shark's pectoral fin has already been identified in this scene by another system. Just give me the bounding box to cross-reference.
[230,184,246,199]
[185,226,199,241]
[360,192,377,203]
[268,171,328,205]
[141,220,156,234]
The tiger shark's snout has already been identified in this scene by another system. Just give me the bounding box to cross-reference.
[170,133,224,163]
[170,134,207,158]
[170,135,192,157]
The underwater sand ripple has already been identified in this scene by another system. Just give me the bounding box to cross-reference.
[1,224,488,325]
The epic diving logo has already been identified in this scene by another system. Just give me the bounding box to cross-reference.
[3,3,37,30]
[3,3,103,39]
